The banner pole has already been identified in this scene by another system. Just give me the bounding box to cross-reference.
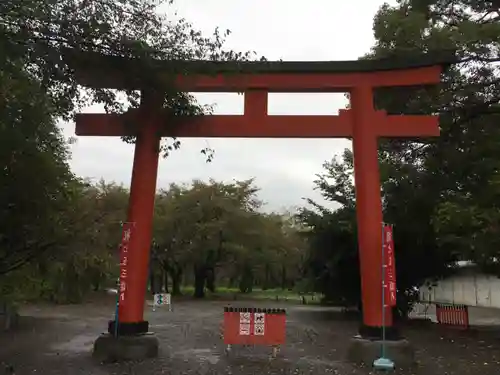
[114,284,120,338]
[114,221,123,338]
[381,223,386,356]
[373,222,395,370]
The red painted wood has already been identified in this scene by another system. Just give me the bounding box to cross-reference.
[118,111,161,323]
[350,86,393,327]
[173,66,442,92]
[75,111,438,138]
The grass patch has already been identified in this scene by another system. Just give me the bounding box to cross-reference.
[177,286,322,304]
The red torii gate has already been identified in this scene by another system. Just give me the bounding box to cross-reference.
[65,50,450,360]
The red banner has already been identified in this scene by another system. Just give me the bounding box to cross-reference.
[383,224,397,307]
[118,222,135,306]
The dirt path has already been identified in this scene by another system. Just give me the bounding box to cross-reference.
[0,299,499,374]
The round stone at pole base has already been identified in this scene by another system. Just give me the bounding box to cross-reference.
[347,335,415,369]
[92,332,159,363]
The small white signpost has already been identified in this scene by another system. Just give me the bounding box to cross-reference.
[153,293,172,312]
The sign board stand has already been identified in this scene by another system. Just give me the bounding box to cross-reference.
[225,344,280,358]
[153,293,172,312]
[373,223,396,371]
[223,307,286,359]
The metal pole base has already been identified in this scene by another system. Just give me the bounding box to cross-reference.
[373,357,395,371]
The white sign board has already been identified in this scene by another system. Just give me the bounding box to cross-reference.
[254,312,265,335]
[239,312,251,335]
[153,293,171,311]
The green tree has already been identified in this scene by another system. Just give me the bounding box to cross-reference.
[255,213,306,291]
[298,153,361,307]
[56,181,128,297]
[2,179,130,303]
[153,179,263,298]
[370,0,500,271]
[152,179,307,297]
[152,184,192,296]
[1,0,262,152]
[0,60,74,278]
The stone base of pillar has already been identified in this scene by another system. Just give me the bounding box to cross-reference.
[358,324,401,340]
[347,335,415,369]
[108,319,149,336]
[92,332,159,363]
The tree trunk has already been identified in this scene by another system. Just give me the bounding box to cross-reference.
[149,270,157,295]
[172,274,181,296]
[163,270,169,293]
[239,265,253,294]
[194,265,206,298]
[228,276,236,288]
[206,267,216,293]
[281,264,287,290]
[171,267,183,296]
[263,264,270,290]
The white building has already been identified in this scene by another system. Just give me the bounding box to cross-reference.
[419,261,500,308]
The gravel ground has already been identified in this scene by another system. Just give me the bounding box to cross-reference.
[1,297,499,375]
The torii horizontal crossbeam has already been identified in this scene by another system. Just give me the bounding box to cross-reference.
[75,110,439,138]
[64,49,454,92]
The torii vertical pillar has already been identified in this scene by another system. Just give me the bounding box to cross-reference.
[93,92,162,361]
[350,86,394,336]
[347,86,413,367]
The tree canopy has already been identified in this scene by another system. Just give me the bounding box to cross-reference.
[151,179,306,298]
[0,58,74,277]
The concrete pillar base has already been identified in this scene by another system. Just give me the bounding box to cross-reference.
[92,332,159,363]
[347,335,415,369]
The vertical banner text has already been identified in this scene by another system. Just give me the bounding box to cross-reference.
[383,224,397,307]
[118,222,135,307]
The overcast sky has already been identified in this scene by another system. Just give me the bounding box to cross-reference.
[61,0,396,212]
